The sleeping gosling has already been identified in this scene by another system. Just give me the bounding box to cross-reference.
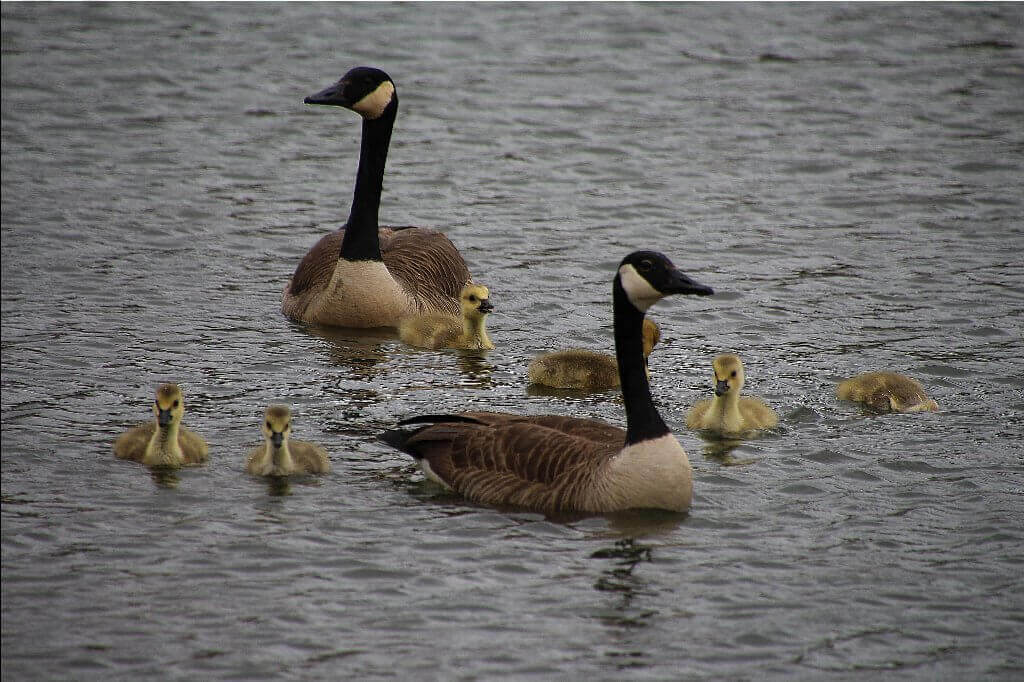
[686,354,778,434]
[527,319,661,390]
[246,405,330,476]
[398,283,494,350]
[113,383,209,468]
[836,371,939,413]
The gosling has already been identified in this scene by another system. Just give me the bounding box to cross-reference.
[113,383,209,468]
[686,354,778,434]
[398,283,494,350]
[836,371,939,413]
[527,319,661,390]
[246,405,331,476]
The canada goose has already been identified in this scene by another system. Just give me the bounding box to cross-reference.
[113,383,209,468]
[527,319,661,390]
[398,283,494,350]
[836,371,939,413]
[381,251,713,513]
[246,405,330,476]
[282,66,472,327]
[685,354,778,434]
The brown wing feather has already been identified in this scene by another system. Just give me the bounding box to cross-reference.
[113,422,155,461]
[399,413,623,512]
[286,230,344,298]
[178,428,209,465]
[290,441,330,474]
[381,227,471,316]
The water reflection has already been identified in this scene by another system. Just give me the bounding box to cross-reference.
[301,324,398,380]
[149,467,180,489]
[591,539,657,629]
[455,351,494,388]
[700,438,759,467]
[264,476,292,497]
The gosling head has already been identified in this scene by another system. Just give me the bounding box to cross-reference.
[152,383,184,429]
[712,354,745,397]
[641,319,661,359]
[261,405,292,450]
[460,283,493,320]
[304,66,396,120]
[617,251,713,312]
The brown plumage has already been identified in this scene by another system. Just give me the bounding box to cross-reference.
[836,372,939,413]
[113,383,208,468]
[686,354,778,435]
[527,319,661,390]
[246,405,330,476]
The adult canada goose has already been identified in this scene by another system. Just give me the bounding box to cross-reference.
[836,371,939,413]
[381,251,713,513]
[399,283,494,350]
[685,354,778,434]
[246,405,330,476]
[527,319,661,390]
[113,383,209,468]
[281,66,472,327]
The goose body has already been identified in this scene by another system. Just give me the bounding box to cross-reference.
[836,371,939,413]
[282,67,471,327]
[399,283,494,350]
[686,354,778,434]
[246,405,330,476]
[113,383,208,468]
[382,251,713,514]
[527,319,660,390]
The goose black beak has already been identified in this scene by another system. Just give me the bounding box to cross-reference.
[271,432,284,448]
[157,409,172,427]
[665,269,714,297]
[715,379,730,396]
[304,81,351,107]
[478,299,494,314]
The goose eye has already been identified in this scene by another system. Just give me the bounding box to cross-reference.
[638,259,652,272]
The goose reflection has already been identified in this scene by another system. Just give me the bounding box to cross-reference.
[300,323,397,380]
[591,538,657,629]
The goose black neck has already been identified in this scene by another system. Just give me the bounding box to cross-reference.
[340,101,397,262]
[613,276,671,445]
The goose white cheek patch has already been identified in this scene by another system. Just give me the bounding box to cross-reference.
[618,264,663,312]
[351,81,395,119]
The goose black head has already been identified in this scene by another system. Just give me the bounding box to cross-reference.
[304,66,396,119]
[617,250,713,312]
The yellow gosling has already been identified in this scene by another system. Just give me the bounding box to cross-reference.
[113,383,209,468]
[836,371,939,413]
[686,354,778,435]
[246,405,330,476]
[527,319,660,390]
[398,283,494,350]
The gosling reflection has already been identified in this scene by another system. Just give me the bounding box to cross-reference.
[455,351,495,388]
[701,438,758,467]
[264,476,292,497]
[149,467,180,489]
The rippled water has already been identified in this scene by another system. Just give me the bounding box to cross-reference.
[3,3,1024,679]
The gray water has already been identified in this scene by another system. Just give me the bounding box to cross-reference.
[3,3,1024,680]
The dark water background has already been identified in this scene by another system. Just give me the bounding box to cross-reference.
[3,3,1023,679]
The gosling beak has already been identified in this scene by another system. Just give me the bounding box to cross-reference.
[715,379,730,396]
[271,431,284,449]
[478,298,493,314]
[304,79,351,107]
[157,409,172,427]
[665,269,714,297]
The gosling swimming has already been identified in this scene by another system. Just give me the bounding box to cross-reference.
[527,319,661,390]
[113,383,209,468]
[398,283,494,350]
[246,405,330,476]
[836,371,939,413]
[686,354,778,435]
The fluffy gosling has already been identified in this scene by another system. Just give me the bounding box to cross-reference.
[398,283,494,350]
[113,383,209,468]
[527,319,661,390]
[836,371,939,413]
[246,405,330,476]
[686,354,778,434]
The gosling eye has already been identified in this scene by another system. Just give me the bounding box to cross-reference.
[172,400,180,408]
[730,370,737,377]
[468,295,477,302]
[266,420,272,429]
